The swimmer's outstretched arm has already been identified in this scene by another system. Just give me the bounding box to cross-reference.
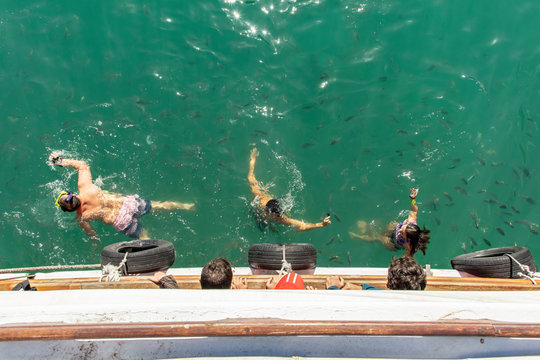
[273,214,332,232]
[50,152,93,190]
[406,188,419,223]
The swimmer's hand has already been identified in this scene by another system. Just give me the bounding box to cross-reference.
[322,215,331,226]
[49,152,63,167]
[409,188,418,199]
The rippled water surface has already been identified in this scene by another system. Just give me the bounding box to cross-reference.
[1,1,539,270]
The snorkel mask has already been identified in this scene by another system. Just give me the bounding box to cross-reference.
[55,191,74,211]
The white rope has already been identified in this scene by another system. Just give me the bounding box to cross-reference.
[278,244,292,276]
[504,254,539,285]
[0,264,101,274]
[100,252,129,282]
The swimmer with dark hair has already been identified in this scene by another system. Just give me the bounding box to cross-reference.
[350,188,430,257]
[50,152,195,242]
[248,147,331,232]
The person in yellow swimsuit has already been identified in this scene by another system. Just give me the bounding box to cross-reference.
[248,147,331,232]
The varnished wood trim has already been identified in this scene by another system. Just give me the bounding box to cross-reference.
[1,319,540,341]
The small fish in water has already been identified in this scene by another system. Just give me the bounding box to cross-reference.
[330,137,341,145]
[491,162,504,167]
[476,156,486,166]
[483,238,492,246]
[529,226,539,235]
[443,192,453,202]
[454,186,468,195]
[252,129,268,135]
[466,174,476,183]
[432,195,440,210]
[477,189,487,194]
[452,158,461,163]
[495,180,505,185]
[504,220,514,228]
[319,165,330,179]
[470,212,479,229]
[326,237,335,245]
[347,251,351,265]
[333,213,342,222]
[302,143,314,149]
[445,203,455,207]
[515,219,534,226]
[329,256,344,264]
[461,242,467,252]
[521,195,536,205]
[468,236,478,247]
[521,167,531,178]
[216,137,229,144]
[434,216,441,225]
[460,177,468,185]
[499,204,507,209]
[511,206,521,214]
[396,129,408,135]
[496,228,505,236]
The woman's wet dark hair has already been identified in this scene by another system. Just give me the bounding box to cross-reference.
[405,223,430,256]
[265,199,283,216]
[60,196,81,212]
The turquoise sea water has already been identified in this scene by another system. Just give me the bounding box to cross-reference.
[1,1,539,270]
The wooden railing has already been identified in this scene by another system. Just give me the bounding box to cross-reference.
[1,318,540,341]
[1,274,538,291]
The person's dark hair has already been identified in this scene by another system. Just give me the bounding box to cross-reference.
[265,199,283,216]
[405,224,430,256]
[200,257,233,289]
[59,195,81,212]
[387,256,426,290]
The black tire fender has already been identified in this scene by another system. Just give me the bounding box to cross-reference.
[450,246,537,279]
[101,240,175,274]
[248,243,317,271]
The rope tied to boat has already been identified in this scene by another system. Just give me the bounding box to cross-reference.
[100,252,129,282]
[504,254,540,285]
[278,244,292,276]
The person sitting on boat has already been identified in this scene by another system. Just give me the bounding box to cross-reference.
[349,188,430,257]
[248,147,331,232]
[327,256,426,290]
[265,272,307,290]
[49,152,195,242]
[200,257,247,289]
[149,257,248,289]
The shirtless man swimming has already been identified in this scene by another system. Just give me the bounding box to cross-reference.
[50,152,194,241]
[248,148,331,232]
